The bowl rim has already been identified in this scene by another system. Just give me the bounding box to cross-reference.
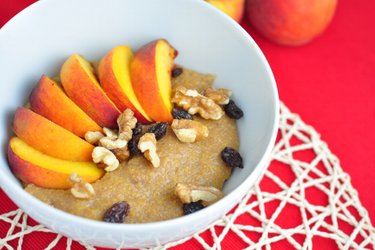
[0,0,279,231]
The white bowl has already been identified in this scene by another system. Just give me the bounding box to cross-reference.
[0,0,279,248]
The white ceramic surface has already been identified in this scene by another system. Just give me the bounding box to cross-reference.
[0,0,279,248]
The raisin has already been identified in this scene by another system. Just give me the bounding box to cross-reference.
[172,67,183,77]
[128,135,141,156]
[103,201,129,223]
[221,147,243,168]
[224,100,243,119]
[132,122,142,136]
[172,108,193,120]
[183,201,205,215]
[146,122,168,140]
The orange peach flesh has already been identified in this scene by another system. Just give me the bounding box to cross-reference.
[98,46,152,123]
[131,39,176,122]
[30,75,102,137]
[60,54,120,128]
[13,107,94,161]
[8,137,104,189]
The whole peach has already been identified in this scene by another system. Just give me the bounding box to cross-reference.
[246,0,338,45]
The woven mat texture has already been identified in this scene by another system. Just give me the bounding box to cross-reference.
[1,103,374,250]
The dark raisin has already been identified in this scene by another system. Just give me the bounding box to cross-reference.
[224,100,243,119]
[132,122,142,136]
[128,135,141,156]
[146,122,168,140]
[172,67,183,77]
[103,201,129,223]
[172,108,193,120]
[183,201,205,215]
[221,147,243,168]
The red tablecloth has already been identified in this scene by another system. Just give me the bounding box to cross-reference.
[1,0,374,249]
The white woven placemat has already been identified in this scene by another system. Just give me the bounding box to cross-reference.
[1,102,374,249]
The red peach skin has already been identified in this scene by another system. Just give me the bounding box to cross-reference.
[246,0,337,45]
[60,54,121,128]
[13,107,94,161]
[131,39,176,122]
[8,137,103,189]
[98,46,152,124]
[30,75,102,137]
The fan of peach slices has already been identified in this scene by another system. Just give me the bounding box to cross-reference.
[8,39,177,189]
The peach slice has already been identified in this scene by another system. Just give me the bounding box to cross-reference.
[13,107,94,161]
[98,45,152,124]
[8,137,104,189]
[60,54,121,128]
[30,75,102,137]
[130,39,177,122]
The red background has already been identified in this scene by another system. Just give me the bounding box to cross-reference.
[1,0,374,249]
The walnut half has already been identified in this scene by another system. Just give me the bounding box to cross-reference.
[172,86,224,120]
[175,183,224,205]
[92,147,120,172]
[171,119,208,143]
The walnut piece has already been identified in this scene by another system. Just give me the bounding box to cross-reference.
[204,87,232,105]
[171,119,209,143]
[95,109,137,151]
[112,146,130,161]
[171,86,224,120]
[117,109,137,141]
[92,147,120,172]
[175,183,224,205]
[102,127,118,140]
[99,137,127,150]
[99,127,126,150]
[69,173,95,199]
[84,131,104,145]
[87,110,137,165]
[138,133,160,168]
